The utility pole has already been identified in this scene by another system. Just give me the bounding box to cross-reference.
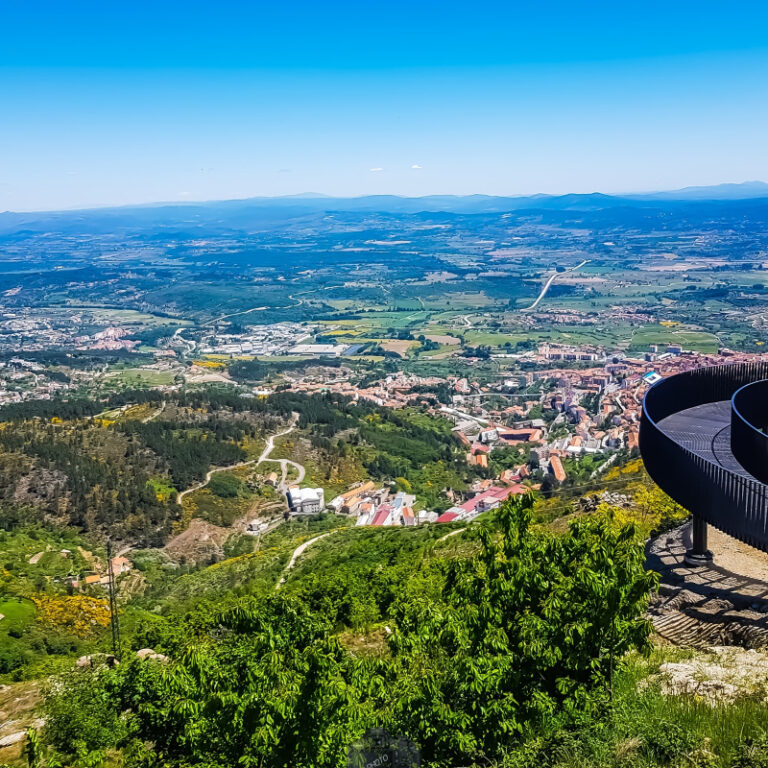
[106,539,121,660]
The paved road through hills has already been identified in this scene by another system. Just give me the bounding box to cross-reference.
[523,259,590,311]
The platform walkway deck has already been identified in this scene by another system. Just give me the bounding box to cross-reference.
[658,401,755,479]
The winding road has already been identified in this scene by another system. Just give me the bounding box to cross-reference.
[177,415,303,505]
[256,423,306,490]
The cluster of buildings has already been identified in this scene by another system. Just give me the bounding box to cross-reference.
[0,312,78,353]
[538,343,602,362]
[197,322,310,356]
[68,556,133,590]
[280,343,742,506]
[77,326,139,352]
[441,344,759,492]
[0,308,158,355]
[435,484,525,524]
[291,371,448,409]
[318,470,534,528]
[0,359,72,406]
[327,482,420,526]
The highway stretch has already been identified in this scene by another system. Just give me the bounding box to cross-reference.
[523,259,590,311]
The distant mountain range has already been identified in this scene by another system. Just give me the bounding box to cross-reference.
[2,182,768,236]
[630,181,768,201]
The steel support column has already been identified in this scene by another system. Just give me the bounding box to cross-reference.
[684,515,714,567]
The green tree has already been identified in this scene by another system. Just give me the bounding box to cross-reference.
[112,597,374,768]
[387,494,657,765]
[42,667,126,763]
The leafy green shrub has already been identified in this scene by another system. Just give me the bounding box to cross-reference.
[43,667,126,758]
[731,731,768,768]
[0,641,27,673]
[387,493,658,766]
[207,471,244,498]
[639,719,697,763]
[111,597,372,768]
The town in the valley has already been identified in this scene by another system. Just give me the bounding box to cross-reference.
[2,308,753,532]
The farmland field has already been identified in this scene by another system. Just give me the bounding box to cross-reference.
[629,325,720,353]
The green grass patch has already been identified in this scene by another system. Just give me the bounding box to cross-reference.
[106,368,175,387]
[147,476,178,501]
[0,598,36,636]
[630,324,720,353]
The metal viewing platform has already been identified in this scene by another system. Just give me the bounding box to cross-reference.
[640,361,768,564]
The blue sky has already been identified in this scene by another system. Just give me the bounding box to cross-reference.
[1,1,767,210]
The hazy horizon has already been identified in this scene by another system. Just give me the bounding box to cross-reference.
[3,179,768,215]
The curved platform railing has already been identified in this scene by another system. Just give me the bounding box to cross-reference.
[640,361,768,553]
[732,379,768,485]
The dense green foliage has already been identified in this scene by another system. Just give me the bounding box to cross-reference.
[386,500,657,764]
[0,421,174,544]
[114,417,250,490]
[284,524,448,629]
[32,496,659,768]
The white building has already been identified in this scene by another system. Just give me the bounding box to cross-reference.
[289,344,349,357]
[287,486,326,514]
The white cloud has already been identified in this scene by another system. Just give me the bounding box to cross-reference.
[411,164,422,169]
[369,167,384,172]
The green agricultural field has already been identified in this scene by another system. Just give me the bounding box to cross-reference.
[462,329,527,347]
[629,325,720,353]
[416,343,457,358]
[106,368,175,387]
[0,528,94,585]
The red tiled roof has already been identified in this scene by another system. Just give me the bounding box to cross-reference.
[371,506,391,526]
[435,511,460,523]
[457,486,515,514]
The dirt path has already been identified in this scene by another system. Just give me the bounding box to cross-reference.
[436,527,466,543]
[232,500,285,532]
[177,416,299,505]
[254,416,305,490]
[258,456,306,490]
[276,531,336,589]
[142,401,166,423]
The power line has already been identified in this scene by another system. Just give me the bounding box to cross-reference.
[106,539,121,660]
